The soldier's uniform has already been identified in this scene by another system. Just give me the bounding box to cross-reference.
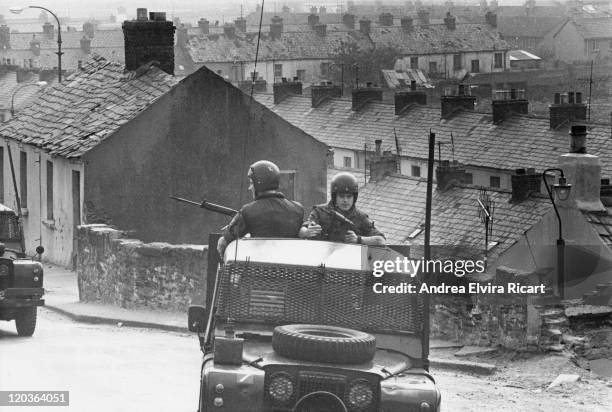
[222,192,304,243]
[303,201,384,242]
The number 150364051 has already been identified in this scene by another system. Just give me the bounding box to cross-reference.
[0,391,69,406]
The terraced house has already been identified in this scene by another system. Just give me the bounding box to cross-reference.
[0,10,327,266]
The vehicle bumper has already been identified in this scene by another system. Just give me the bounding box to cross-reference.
[0,288,45,307]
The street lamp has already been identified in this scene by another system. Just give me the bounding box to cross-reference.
[543,168,572,300]
[10,81,47,116]
[10,5,63,83]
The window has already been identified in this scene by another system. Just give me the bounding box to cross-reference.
[296,69,306,81]
[279,170,296,200]
[0,147,3,203]
[320,62,330,77]
[464,172,473,185]
[453,54,461,71]
[274,64,283,78]
[46,160,53,220]
[410,56,419,69]
[19,151,27,208]
[490,175,500,188]
[343,156,352,168]
[471,59,480,73]
[494,52,503,69]
[428,61,437,74]
[411,165,421,177]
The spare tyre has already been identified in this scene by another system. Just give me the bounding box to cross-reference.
[272,324,376,364]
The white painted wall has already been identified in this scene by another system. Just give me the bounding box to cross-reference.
[397,50,509,76]
[0,138,84,266]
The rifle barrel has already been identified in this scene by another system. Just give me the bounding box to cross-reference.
[170,196,237,216]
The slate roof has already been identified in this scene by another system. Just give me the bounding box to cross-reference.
[369,23,509,54]
[0,56,178,158]
[255,94,612,179]
[584,208,612,251]
[186,26,372,62]
[357,173,552,260]
[0,71,52,112]
[0,30,125,70]
[497,16,565,38]
[570,18,612,39]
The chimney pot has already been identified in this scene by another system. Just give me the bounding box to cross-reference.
[492,98,529,123]
[570,125,587,154]
[375,139,382,155]
[444,12,456,30]
[270,16,283,40]
[137,8,148,21]
[559,148,605,212]
[149,12,167,21]
[554,92,561,104]
[359,19,371,34]
[223,23,236,38]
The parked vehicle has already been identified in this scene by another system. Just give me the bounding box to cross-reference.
[0,204,44,336]
[188,236,441,411]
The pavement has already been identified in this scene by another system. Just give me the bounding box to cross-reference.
[42,263,496,375]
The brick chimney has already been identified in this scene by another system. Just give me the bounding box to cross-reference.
[343,13,356,29]
[234,17,247,32]
[198,18,209,34]
[401,17,414,32]
[83,21,95,38]
[549,92,587,129]
[511,168,541,202]
[122,9,176,75]
[30,36,40,56]
[370,151,398,182]
[492,89,528,124]
[270,16,283,40]
[0,25,10,49]
[359,19,371,35]
[395,85,427,114]
[223,23,236,38]
[311,84,342,107]
[444,12,456,30]
[42,22,54,39]
[380,12,394,26]
[314,23,327,36]
[80,35,91,54]
[308,14,320,27]
[559,126,606,212]
[440,85,476,119]
[485,11,497,28]
[417,9,430,25]
[273,79,302,104]
[436,160,467,190]
[352,85,383,111]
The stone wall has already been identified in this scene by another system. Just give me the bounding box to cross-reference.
[430,266,554,349]
[76,224,208,311]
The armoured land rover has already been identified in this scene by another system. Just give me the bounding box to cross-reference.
[0,204,44,336]
[188,236,440,411]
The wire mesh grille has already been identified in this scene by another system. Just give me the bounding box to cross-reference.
[216,261,424,334]
[0,213,20,242]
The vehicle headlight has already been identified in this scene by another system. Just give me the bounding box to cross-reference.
[267,372,294,403]
[0,263,9,277]
[348,379,374,409]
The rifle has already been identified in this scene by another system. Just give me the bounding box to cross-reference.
[314,206,356,229]
[170,196,238,217]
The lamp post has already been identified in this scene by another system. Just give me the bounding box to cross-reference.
[10,81,47,117]
[542,168,572,300]
[10,5,63,83]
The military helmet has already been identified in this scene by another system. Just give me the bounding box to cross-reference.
[248,160,280,193]
[331,172,358,203]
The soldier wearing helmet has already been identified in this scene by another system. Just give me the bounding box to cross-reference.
[217,160,304,256]
[299,172,385,245]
